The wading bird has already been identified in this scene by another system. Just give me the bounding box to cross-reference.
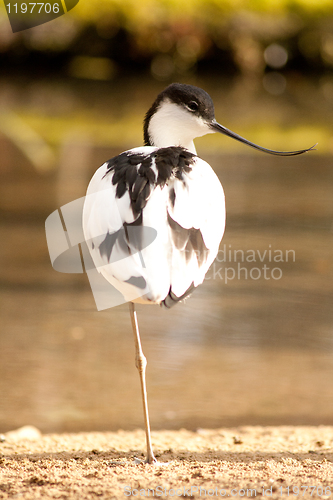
[83,83,314,464]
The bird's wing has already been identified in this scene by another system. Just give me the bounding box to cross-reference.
[161,154,225,306]
[83,147,160,303]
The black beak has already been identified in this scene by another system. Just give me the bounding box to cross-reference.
[210,120,316,156]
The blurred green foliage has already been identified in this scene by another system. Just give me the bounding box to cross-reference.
[0,0,332,153]
[68,0,333,24]
[2,0,333,22]
[1,0,333,79]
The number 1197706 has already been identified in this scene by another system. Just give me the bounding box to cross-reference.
[6,3,61,14]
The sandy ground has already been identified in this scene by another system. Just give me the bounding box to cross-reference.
[0,426,332,499]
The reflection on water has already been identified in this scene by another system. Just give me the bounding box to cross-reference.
[0,151,332,433]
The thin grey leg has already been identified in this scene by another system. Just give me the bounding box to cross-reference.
[129,302,156,464]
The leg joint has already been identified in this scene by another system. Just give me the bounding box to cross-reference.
[136,351,147,372]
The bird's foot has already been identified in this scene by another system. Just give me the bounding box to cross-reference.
[133,455,169,466]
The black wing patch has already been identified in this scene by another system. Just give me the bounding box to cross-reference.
[161,282,195,309]
[104,147,196,218]
[98,213,156,265]
[125,276,147,289]
[167,213,208,267]
[162,212,209,308]
[99,228,127,262]
[106,152,154,218]
[169,187,176,207]
[154,147,194,186]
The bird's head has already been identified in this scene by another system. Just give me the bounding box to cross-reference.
[144,83,216,153]
[144,83,316,156]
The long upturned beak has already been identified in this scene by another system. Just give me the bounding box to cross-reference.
[210,120,316,156]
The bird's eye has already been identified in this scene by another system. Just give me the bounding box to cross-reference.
[186,101,199,112]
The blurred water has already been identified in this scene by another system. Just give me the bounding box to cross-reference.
[0,148,332,433]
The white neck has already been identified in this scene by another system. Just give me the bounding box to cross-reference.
[147,100,213,154]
